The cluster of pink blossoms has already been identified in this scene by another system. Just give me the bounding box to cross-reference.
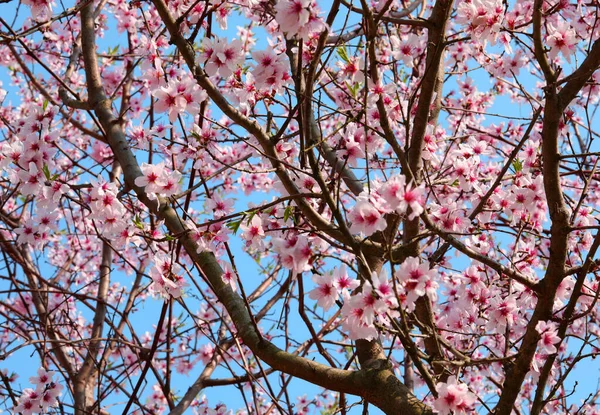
[349,175,425,236]
[192,395,232,415]
[308,265,360,311]
[148,253,188,299]
[135,162,182,199]
[198,37,245,78]
[13,368,63,415]
[545,21,578,63]
[340,269,398,341]
[21,0,54,21]
[274,0,326,40]
[88,176,130,239]
[251,49,290,93]
[310,259,438,340]
[433,376,477,415]
[535,320,561,355]
[272,233,315,274]
[395,257,439,312]
[0,108,71,248]
[456,0,504,45]
[152,77,207,123]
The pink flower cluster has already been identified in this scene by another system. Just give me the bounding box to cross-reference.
[274,0,326,40]
[88,176,129,238]
[546,21,578,63]
[349,175,425,236]
[149,253,188,299]
[241,215,266,250]
[152,77,207,123]
[272,233,313,274]
[135,162,182,198]
[395,257,439,312]
[341,269,398,340]
[433,376,477,415]
[198,37,245,78]
[308,265,360,311]
[13,368,63,415]
[251,49,290,93]
[21,0,54,21]
[535,320,561,355]
[456,0,504,45]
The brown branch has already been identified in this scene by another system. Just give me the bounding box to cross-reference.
[77,1,433,413]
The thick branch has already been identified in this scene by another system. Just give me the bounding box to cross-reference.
[78,3,432,414]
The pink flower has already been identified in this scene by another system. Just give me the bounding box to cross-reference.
[159,169,181,196]
[251,50,290,92]
[29,368,53,387]
[341,281,389,340]
[272,234,313,274]
[18,162,44,196]
[199,37,244,78]
[486,295,517,332]
[21,0,54,21]
[546,21,577,63]
[14,218,37,245]
[220,261,237,291]
[274,0,326,40]
[149,254,187,299]
[153,84,187,122]
[135,162,167,193]
[456,0,503,44]
[199,344,215,365]
[206,194,235,218]
[348,195,388,237]
[395,257,438,310]
[379,175,425,219]
[536,320,561,355]
[333,265,359,297]
[433,376,476,415]
[274,0,311,38]
[240,215,265,249]
[309,271,338,311]
[396,181,425,220]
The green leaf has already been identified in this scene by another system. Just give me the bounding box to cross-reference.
[42,164,51,181]
[283,205,294,223]
[42,99,49,111]
[190,131,202,142]
[133,215,144,230]
[226,218,243,234]
[512,159,523,172]
[346,81,361,98]
[245,209,257,224]
[164,234,175,241]
[337,46,350,63]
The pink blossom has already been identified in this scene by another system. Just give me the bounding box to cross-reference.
[309,271,338,311]
[199,37,244,78]
[274,0,311,38]
[206,194,235,218]
[546,21,577,63]
[240,215,265,249]
[332,264,360,297]
[433,376,476,415]
[536,321,561,355]
[348,195,387,237]
[18,162,44,196]
[153,83,187,123]
[135,162,168,193]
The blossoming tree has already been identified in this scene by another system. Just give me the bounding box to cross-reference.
[1,0,600,413]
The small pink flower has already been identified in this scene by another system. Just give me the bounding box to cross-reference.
[536,320,561,355]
